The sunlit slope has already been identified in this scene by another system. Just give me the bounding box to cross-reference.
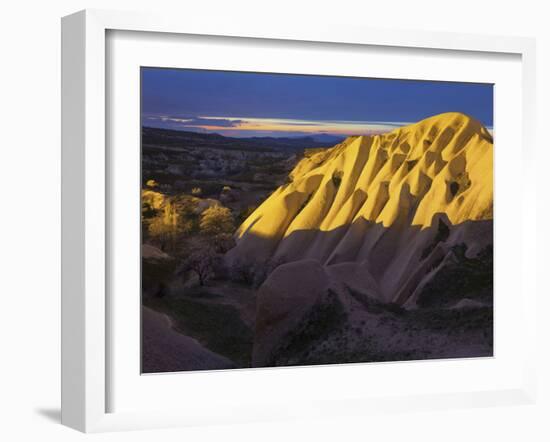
[228,112,493,304]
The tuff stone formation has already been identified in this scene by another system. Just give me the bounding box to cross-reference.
[228,112,493,307]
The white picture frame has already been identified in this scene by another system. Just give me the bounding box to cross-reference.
[61,9,537,433]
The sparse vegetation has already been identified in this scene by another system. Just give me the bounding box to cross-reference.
[417,244,493,308]
[142,257,177,296]
[144,295,254,366]
[143,193,199,252]
[229,257,256,285]
[199,205,234,236]
[265,290,348,366]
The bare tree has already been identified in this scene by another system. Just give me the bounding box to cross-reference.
[178,238,221,286]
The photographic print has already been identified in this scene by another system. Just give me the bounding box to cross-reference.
[140,68,493,373]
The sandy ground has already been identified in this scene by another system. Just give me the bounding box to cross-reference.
[141,306,235,373]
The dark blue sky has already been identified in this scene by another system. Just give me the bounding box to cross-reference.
[141,67,493,137]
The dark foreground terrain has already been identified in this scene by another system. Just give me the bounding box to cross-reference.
[142,260,492,372]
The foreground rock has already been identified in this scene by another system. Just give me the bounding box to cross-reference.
[252,251,493,367]
[142,244,171,260]
[142,307,235,373]
[253,260,336,366]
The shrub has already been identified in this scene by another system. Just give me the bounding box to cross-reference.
[144,194,198,252]
[211,233,236,254]
[229,256,286,288]
[229,257,256,285]
[199,205,235,236]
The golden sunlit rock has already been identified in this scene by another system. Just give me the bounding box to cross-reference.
[228,112,493,305]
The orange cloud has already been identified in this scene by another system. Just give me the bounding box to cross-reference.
[189,116,409,135]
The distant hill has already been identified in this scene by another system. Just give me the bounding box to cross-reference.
[142,126,344,152]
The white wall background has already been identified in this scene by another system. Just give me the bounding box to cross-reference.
[0,1,547,440]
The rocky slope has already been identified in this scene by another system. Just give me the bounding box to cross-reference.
[228,112,493,308]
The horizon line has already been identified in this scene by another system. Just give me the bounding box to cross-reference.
[142,113,494,139]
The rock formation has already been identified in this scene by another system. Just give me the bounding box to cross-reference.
[228,112,493,306]
[224,112,494,366]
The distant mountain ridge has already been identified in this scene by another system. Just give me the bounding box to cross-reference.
[142,126,345,152]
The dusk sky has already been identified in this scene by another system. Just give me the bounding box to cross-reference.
[141,68,493,138]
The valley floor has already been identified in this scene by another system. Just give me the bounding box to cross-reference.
[142,280,256,373]
[142,306,234,373]
[142,278,492,372]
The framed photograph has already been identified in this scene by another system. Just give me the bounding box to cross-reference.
[61,9,537,432]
